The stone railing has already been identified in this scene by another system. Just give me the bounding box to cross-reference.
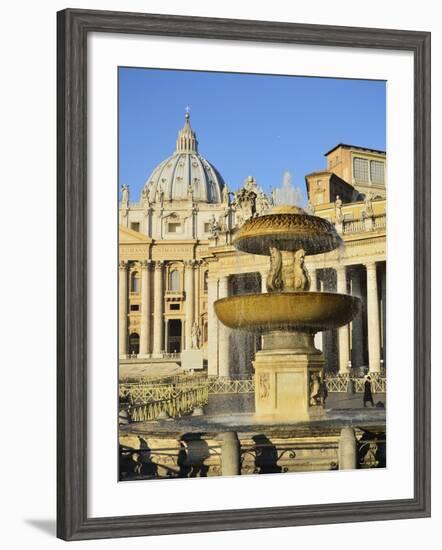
[120,374,208,421]
[207,376,255,394]
[373,214,386,229]
[325,373,386,393]
[341,214,386,235]
[119,426,386,480]
[342,219,365,234]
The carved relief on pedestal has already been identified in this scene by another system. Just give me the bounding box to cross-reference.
[258,373,271,399]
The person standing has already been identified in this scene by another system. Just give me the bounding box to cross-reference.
[363,375,374,407]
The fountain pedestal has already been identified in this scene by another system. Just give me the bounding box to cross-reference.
[253,331,326,422]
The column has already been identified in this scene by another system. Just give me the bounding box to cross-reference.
[219,432,241,476]
[260,270,267,293]
[338,427,357,470]
[184,260,195,350]
[119,261,128,358]
[152,261,164,357]
[207,276,219,376]
[336,265,350,374]
[349,268,364,369]
[139,260,151,357]
[218,276,230,378]
[380,262,386,370]
[312,269,323,351]
[366,262,381,373]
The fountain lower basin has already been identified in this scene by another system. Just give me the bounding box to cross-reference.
[214,291,360,334]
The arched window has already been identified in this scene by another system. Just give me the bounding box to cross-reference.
[170,269,180,291]
[130,271,140,293]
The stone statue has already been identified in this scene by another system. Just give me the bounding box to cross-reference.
[361,441,379,467]
[256,191,271,216]
[141,185,150,205]
[218,213,227,232]
[293,248,311,291]
[187,183,193,201]
[209,213,220,236]
[364,192,374,217]
[266,246,283,292]
[222,185,230,205]
[335,195,343,223]
[121,184,129,204]
[191,322,201,349]
[307,200,315,215]
[309,373,321,406]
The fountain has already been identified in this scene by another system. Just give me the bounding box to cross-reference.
[214,205,361,422]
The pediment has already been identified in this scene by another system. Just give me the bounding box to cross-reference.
[119,225,151,244]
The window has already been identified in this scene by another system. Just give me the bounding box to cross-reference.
[370,160,385,185]
[130,271,140,293]
[130,222,140,232]
[204,222,211,233]
[168,222,181,233]
[203,271,208,292]
[130,304,140,311]
[353,157,369,182]
[169,270,180,291]
[170,303,180,311]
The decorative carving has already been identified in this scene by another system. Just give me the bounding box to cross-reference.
[360,441,379,468]
[233,208,341,256]
[309,373,322,406]
[266,247,283,292]
[191,323,201,349]
[334,195,343,223]
[233,176,259,225]
[293,249,311,291]
[258,373,270,399]
[121,184,129,204]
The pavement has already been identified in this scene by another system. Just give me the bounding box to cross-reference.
[121,392,386,438]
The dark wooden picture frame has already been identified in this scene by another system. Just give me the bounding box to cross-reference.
[57,8,431,541]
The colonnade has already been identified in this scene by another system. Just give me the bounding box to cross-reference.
[120,258,385,377]
[119,259,199,358]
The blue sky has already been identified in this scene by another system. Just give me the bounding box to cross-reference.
[119,68,386,204]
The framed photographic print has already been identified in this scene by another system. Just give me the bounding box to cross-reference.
[57,8,431,541]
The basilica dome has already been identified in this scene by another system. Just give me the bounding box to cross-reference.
[142,112,226,204]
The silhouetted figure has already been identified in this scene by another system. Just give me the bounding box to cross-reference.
[177,442,191,478]
[252,434,282,474]
[363,376,374,407]
[179,434,210,477]
[134,437,158,477]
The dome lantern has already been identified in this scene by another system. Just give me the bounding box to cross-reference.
[175,111,198,153]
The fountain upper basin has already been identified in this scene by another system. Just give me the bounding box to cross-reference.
[214,292,361,333]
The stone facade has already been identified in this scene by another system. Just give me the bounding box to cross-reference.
[119,117,386,378]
